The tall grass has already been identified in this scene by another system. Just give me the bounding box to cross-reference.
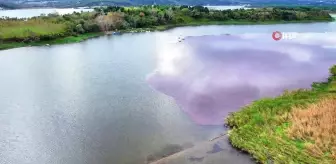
[226,65,336,164]
[0,32,103,50]
[0,19,67,40]
[288,97,336,160]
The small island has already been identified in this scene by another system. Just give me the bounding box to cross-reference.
[0,6,334,50]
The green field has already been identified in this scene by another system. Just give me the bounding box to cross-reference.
[0,20,67,40]
[0,32,103,50]
[226,66,336,164]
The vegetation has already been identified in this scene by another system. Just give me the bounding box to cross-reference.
[3,0,336,8]
[288,98,336,160]
[0,32,103,50]
[226,65,336,164]
[262,6,336,13]
[0,6,333,50]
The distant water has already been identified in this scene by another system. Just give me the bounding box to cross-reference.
[0,8,93,18]
[204,5,250,10]
[332,14,336,19]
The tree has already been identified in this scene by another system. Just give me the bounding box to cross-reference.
[93,7,101,12]
[330,65,336,76]
[95,12,125,31]
[83,21,100,32]
[164,9,174,21]
[181,8,190,16]
[157,11,166,24]
[75,24,85,33]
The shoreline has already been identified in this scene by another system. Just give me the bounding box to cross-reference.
[149,133,254,164]
[149,65,336,164]
[0,19,333,51]
[225,65,336,163]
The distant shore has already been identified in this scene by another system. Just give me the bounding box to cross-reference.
[0,6,334,50]
[1,19,334,51]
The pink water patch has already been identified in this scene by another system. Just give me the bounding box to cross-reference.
[147,34,336,125]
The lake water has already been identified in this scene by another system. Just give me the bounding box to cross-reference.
[148,31,336,125]
[204,5,249,10]
[0,8,93,18]
[1,15,336,164]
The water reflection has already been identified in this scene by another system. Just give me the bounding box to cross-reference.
[0,34,225,164]
[147,33,336,125]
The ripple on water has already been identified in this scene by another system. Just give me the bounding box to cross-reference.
[147,33,336,125]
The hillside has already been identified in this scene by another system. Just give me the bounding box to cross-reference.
[0,0,336,8]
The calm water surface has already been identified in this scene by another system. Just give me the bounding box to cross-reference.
[204,5,249,10]
[0,8,93,18]
[0,22,336,164]
[148,32,336,125]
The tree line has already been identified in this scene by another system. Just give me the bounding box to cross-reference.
[0,6,333,43]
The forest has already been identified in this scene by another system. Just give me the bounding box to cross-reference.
[0,6,333,43]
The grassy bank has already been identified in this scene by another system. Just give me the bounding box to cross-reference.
[0,32,103,50]
[226,65,336,164]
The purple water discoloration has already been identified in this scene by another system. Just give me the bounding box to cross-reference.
[147,34,336,125]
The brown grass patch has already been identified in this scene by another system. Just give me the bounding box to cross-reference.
[288,97,336,160]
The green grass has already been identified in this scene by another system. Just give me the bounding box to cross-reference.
[0,24,66,39]
[0,20,67,40]
[226,68,336,164]
[0,32,103,50]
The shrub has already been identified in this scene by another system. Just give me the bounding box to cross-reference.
[330,65,336,76]
[75,24,85,34]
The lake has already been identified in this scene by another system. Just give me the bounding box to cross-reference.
[204,5,249,10]
[1,15,336,164]
[0,8,93,18]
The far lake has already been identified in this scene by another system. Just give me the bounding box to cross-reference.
[0,8,336,164]
[0,8,93,18]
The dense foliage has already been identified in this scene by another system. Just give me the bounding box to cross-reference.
[253,5,336,13]
[269,6,336,13]
[0,6,333,43]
